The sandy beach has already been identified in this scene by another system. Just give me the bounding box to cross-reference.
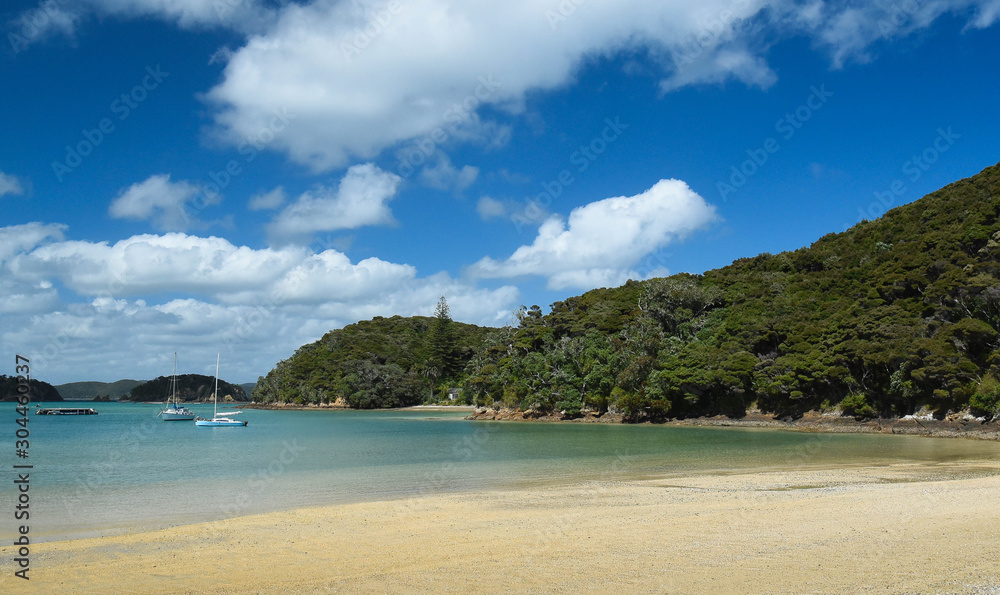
[4,461,1000,594]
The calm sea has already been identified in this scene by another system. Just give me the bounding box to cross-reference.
[5,403,1000,542]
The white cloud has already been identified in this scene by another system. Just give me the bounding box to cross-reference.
[204,0,773,172]
[468,179,718,290]
[0,227,520,383]
[661,47,777,94]
[477,196,507,221]
[0,222,66,262]
[0,172,25,197]
[7,1,85,52]
[419,155,479,194]
[13,1,999,169]
[9,233,305,298]
[200,0,999,172]
[248,186,287,211]
[9,0,275,53]
[0,223,66,314]
[969,0,1000,28]
[0,277,518,384]
[108,174,214,231]
[267,163,401,243]
[87,0,275,31]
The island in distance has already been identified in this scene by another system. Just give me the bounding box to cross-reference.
[50,377,252,402]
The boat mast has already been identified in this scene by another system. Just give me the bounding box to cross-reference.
[172,352,178,407]
[214,352,220,419]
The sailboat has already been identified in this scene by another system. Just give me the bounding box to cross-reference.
[157,353,195,421]
[195,353,248,427]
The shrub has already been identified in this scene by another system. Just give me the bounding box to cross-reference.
[969,375,1000,418]
[840,393,877,419]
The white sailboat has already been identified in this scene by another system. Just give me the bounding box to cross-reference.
[195,353,247,427]
[157,353,195,421]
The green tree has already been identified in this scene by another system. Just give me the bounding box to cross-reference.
[430,296,462,381]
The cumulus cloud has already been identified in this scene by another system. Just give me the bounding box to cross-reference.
[1,278,518,384]
[7,0,85,52]
[267,163,401,243]
[198,0,999,172]
[109,174,214,231]
[0,223,66,314]
[204,0,768,172]
[476,196,507,221]
[8,0,275,53]
[1,228,520,383]
[9,233,305,298]
[468,179,718,290]
[4,229,519,318]
[0,172,25,197]
[968,0,1000,28]
[13,1,999,168]
[0,222,66,262]
[87,0,275,31]
[248,186,287,211]
[419,155,479,194]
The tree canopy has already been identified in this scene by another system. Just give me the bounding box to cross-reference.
[128,374,248,403]
[253,313,490,407]
[259,162,1000,419]
[0,375,63,402]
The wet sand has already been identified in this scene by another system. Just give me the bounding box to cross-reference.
[3,461,1000,593]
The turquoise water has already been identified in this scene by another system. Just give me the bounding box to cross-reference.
[5,403,1000,542]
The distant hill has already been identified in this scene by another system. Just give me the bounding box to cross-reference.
[56,380,144,400]
[240,382,257,398]
[128,374,249,403]
[0,375,63,402]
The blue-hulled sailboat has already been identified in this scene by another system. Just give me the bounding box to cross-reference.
[194,353,247,427]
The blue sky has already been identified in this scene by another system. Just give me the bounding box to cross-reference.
[2,0,999,385]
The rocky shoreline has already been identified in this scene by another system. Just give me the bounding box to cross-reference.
[189,401,1000,441]
[239,401,350,410]
[465,407,1000,440]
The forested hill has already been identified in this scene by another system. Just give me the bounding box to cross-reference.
[128,375,248,403]
[56,380,143,400]
[254,309,491,407]
[261,162,1000,420]
[0,375,63,402]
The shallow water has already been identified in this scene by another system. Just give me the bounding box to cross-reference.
[5,403,1000,542]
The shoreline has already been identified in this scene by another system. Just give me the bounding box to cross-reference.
[466,407,1000,441]
[237,403,476,411]
[4,461,998,593]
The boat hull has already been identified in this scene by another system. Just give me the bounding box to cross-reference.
[195,418,247,427]
[160,411,195,421]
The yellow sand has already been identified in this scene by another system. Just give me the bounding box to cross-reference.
[3,462,999,593]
